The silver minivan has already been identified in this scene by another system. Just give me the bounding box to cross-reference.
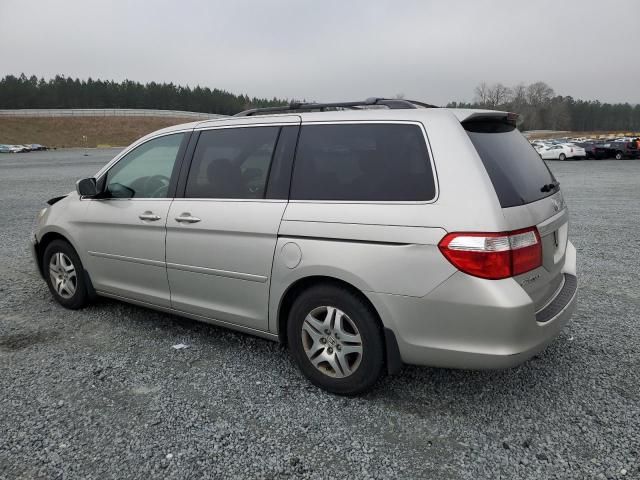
[31,99,577,395]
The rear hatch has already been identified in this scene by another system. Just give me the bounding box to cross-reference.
[464,116,568,310]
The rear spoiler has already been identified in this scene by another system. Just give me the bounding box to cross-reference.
[451,109,519,126]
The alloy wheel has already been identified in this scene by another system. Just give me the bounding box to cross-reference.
[301,306,363,378]
[49,252,77,299]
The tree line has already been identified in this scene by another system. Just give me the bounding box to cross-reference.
[0,74,287,115]
[1,74,639,131]
[448,81,640,132]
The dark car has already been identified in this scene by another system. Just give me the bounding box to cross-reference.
[575,142,601,159]
[595,141,639,160]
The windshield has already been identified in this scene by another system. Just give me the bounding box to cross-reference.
[465,121,557,208]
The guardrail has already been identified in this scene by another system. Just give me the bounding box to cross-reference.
[0,108,226,119]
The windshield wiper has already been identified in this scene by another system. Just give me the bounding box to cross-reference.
[540,181,560,193]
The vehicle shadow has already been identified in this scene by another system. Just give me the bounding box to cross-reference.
[91,296,576,408]
[368,335,575,410]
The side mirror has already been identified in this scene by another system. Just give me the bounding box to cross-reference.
[76,177,98,197]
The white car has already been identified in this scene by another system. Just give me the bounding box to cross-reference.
[539,144,586,160]
[531,142,548,153]
[8,145,28,153]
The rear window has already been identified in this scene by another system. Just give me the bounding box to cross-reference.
[290,123,435,201]
[465,121,556,208]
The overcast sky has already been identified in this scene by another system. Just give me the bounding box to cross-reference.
[1,0,638,105]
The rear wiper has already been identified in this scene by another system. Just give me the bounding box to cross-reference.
[540,181,560,193]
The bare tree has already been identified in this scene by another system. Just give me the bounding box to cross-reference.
[474,82,489,106]
[510,83,527,109]
[394,92,406,99]
[486,83,512,107]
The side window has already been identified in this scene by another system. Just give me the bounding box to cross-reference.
[290,123,435,201]
[185,127,280,199]
[106,133,185,198]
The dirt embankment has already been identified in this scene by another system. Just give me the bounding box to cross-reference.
[0,116,197,147]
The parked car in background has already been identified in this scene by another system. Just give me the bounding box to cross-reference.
[29,144,47,151]
[0,144,12,153]
[575,142,602,159]
[531,142,546,153]
[539,143,586,160]
[596,141,639,160]
[8,145,28,153]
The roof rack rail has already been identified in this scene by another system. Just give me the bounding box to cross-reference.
[234,97,438,117]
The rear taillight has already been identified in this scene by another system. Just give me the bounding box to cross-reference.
[438,227,542,280]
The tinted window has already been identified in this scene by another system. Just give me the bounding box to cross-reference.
[185,127,279,199]
[290,124,435,201]
[106,133,185,198]
[465,121,556,208]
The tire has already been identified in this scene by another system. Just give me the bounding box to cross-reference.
[558,153,566,161]
[287,284,385,396]
[42,239,89,309]
[615,151,623,160]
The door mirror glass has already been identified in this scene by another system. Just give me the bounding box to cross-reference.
[76,177,98,197]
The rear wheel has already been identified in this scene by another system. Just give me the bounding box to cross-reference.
[287,284,385,395]
[43,240,89,309]
[558,153,566,161]
[615,151,623,160]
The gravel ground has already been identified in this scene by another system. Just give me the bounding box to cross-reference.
[0,149,638,479]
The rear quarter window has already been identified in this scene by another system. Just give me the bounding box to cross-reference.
[465,121,556,208]
[290,123,435,201]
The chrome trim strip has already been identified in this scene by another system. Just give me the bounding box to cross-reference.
[537,208,568,237]
[166,262,267,283]
[170,198,287,203]
[195,121,300,132]
[87,251,165,268]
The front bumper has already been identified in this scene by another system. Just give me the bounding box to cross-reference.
[367,243,578,370]
[29,234,43,278]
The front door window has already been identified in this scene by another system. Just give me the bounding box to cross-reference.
[105,133,185,198]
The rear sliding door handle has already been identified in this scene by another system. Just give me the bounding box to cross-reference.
[175,213,201,223]
[139,212,161,221]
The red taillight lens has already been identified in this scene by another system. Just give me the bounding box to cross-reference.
[438,227,542,280]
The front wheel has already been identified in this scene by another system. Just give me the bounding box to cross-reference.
[287,285,385,395]
[43,240,89,309]
[558,153,566,161]
[615,151,624,160]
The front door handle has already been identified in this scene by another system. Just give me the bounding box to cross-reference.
[139,211,161,221]
[175,213,201,224]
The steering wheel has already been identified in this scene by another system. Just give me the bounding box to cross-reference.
[143,175,170,198]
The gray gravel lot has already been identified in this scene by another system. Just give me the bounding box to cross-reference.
[1,149,639,479]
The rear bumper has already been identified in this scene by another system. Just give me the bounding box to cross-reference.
[368,243,578,370]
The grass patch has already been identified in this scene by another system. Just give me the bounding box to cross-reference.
[0,116,199,148]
